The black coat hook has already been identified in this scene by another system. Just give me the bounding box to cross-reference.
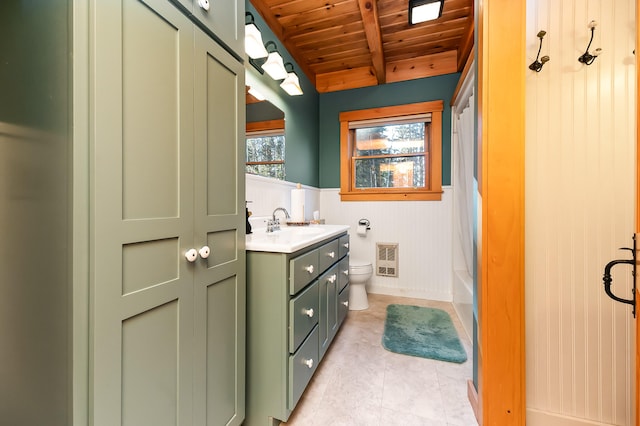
[578,20,602,65]
[529,30,550,72]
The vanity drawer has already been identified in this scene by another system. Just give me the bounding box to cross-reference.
[288,326,319,410]
[289,280,319,353]
[338,256,350,292]
[318,239,340,273]
[338,283,350,327]
[338,234,350,259]
[290,249,319,295]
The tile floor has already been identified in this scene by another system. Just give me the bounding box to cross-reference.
[282,293,477,426]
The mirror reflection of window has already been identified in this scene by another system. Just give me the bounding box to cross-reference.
[246,86,286,180]
[246,129,285,180]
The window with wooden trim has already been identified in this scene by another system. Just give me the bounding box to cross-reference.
[339,101,443,201]
[246,119,285,180]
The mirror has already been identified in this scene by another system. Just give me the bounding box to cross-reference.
[245,87,286,180]
[246,87,285,129]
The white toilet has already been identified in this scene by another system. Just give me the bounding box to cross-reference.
[348,260,373,310]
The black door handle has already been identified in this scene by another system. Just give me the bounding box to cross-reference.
[602,236,637,317]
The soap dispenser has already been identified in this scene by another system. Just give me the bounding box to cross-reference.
[245,201,252,234]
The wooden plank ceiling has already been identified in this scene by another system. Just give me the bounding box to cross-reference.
[250,0,474,93]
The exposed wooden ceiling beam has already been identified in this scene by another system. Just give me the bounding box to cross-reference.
[316,66,378,92]
[357,0,386,84]
[249,0,473,93]
[386,50,457,84]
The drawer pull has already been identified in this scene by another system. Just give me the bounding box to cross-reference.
[304,265,314,274]
[303,358,314,369]
[343,242,349,249]
[342,301,349,307]
[302,308,314,318]
[327,251,336,258]
[198,0,210,11]
[327,274,337,284]
[342,269,349,276]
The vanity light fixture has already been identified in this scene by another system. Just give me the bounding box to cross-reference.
[245,12,268,59]
[578,20,602,65]
[247,86,266,101]
[261,41,289,80]
[280,63,303,96]
[528,30,550,72]
[408,0,444,25]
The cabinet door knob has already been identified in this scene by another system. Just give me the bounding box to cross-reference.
[342,301,349,307]
[303,358,314,369]
[198,246,211,259]
[302,308,314,318]
[327,274,337,284]
[304,265,314,274]
[198,0,210,11]
[327,251,335,258]
[185,249,198,263]
[343,243,349,249]
[342,270,349,276]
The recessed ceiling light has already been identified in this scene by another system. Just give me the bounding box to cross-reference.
[409,0,444,25]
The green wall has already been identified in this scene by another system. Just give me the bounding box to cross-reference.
[245,3,320,187]
[318,74,460,188]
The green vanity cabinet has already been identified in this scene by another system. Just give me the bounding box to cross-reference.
[90,0,245,424]
[246,232,350,425]
[318,264,339,361]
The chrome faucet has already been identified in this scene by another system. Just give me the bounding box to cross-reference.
[272,207,290,221]
[267,207,290,232]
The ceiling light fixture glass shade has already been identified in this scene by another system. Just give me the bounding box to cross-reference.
[244,13,268,59]
[280,64,303,96]
[261,42,288,80]
[245,23,268,59]
[409,0,444,25]
[248,86,266,101]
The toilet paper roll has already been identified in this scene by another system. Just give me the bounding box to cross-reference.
[290,186,305,222]
[357,224,368,236]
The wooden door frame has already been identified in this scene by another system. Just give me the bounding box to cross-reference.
[636,1,640,425]
[476,0,526,424]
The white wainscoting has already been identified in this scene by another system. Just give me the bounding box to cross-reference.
[320,187,454,302]
[525,0,635,424]
[246,175,455,301]
[245,174,320,224]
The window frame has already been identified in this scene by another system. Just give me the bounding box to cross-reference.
[339,100,444,201]
[246,118,286,179]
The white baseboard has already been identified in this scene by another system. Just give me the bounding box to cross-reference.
[527,408,613,426]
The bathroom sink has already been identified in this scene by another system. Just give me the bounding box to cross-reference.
[246,224,350,253]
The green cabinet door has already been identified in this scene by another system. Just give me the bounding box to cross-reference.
[192,27,245,426]
[92,1,195,424]
[318,265,338,360]
[92,0,244,425]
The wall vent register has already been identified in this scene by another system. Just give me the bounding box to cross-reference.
[376,243,398,277]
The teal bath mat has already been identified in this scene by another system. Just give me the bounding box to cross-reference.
[382,304,467,363]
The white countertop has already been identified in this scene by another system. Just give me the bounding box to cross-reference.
[246,224,350,253]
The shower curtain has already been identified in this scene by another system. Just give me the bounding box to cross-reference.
[453,80,475,277]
